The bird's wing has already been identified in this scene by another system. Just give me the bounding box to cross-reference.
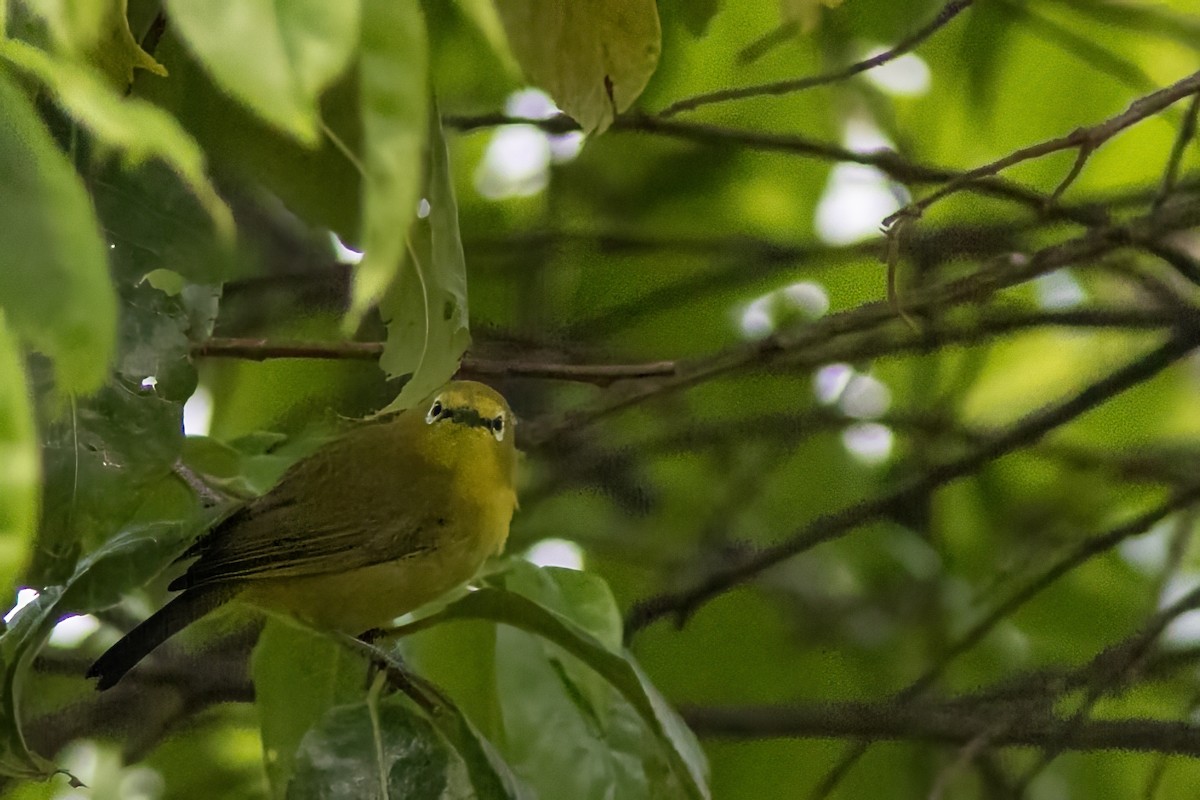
[171,418,451,590]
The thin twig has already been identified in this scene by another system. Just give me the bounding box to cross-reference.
[657,0,975,118]
[1014,582,1200,790]
[1048,142,1093,205]
[681,701,1200,755]
[172,459,231,507]
[808,487,1200,797]
[907,486,1200,697]
[1155,91,1200,210]
[1015,610,1194,791]
[883,69,1200,228]
[624,333,1200,634]
[525,193,1200,450]
[928,721,1009,800]
[191,339,677,386]
[444,112,1110,227]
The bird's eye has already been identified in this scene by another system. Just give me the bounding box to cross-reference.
[491,415,505,441]
[426,400,444,424]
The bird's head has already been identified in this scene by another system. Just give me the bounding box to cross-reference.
[422,380,515,446]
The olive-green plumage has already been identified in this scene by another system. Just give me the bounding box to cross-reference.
[88,381,518,689]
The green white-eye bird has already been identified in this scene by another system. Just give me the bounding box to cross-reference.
[88,380,518,689]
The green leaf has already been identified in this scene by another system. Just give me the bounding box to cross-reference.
[0,513,217,781]
[180,427,333,502]
[378,110,469,413]
[498,562,621,725]
[90,159,236,288]
[484,563,699,798]
[780,0,844,34]
[0,311,43,782]
[0,313,38,610]
[132,31,362,242]
[287,696,453,800]
[0,64,115,394]
[493,0,661,133]
[0,40,235,245]
[32,275,207,582]
[20,0,165,86]
[400,618,502,742]
[165,0,360,145]
[56,518,214,612]
[391,586,711,800]
[254,619,365,800]
[417,690,531,800]
[338,637,532,800]
[28,172,223,581]
[0,585,62,782]
[348,0,429,328]
[451,0,521,77]
[140,268,186,297]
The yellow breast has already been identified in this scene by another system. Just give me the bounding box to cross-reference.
[243,482,516,632]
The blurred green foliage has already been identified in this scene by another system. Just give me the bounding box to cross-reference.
[1,0,1200,797]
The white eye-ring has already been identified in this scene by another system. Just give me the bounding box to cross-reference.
[426,399,444,424]
[491,415,505,441]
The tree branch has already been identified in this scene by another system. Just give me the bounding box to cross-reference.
[656,0,975,118]
[525,192,1200,450]
[625,333,1200,634]
[443,112,1110,227]
[884,68,1200,227]
[1155,90,1200,210]
[190,339,677,386]
[680,701,1200,756]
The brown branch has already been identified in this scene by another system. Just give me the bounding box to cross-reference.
[884,68,1200,228]
[906,486,1200,698]
[680,701,1200,756]
[525,193,1200,450]
[656,0,975,117]
[192,338,383,361]
[1015,582,1200,789]
[190,339,677,386]
[810,487,1200,797]
[621,115,1104,226]
[612,402,1200,486]
[624,333,1200,634]
[444,112,1110,227]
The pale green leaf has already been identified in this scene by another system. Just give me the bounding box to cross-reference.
[391,587,711,800]
[493,0,661,133]
[0,585,62,782]
[20,0,164,85]
[0,65,115,393]
[140,268,185,296]
[452,0,521,77]
[500,562,621,727]
[0,312,38,612]
[335,637,532,800]
[781,0,845,33]
[0,513,217,781]
[0,40,235,245]
[288,696,454,800]
[378,110,469,413]
[348,0,429,328]
[490,564,656,799]
[253,619,364,800]
[166,0,360,144]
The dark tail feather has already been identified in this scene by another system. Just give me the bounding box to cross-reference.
[87,585,234,690]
